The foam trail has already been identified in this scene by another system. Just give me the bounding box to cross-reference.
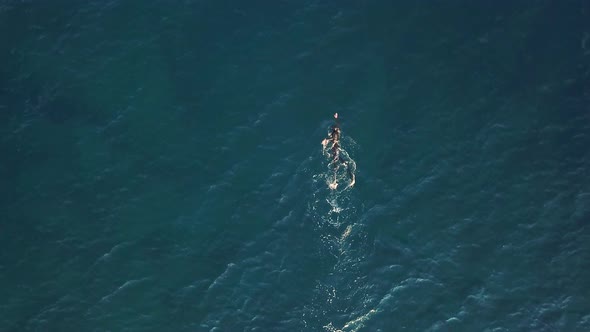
[305,115,374,331]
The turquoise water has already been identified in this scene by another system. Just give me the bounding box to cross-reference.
[1,1,590,331]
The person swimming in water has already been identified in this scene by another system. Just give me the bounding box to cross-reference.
[322,113,355,189]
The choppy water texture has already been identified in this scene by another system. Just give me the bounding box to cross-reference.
[1,1,590,331]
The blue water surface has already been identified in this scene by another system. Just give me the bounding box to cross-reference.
[1,1,589,331]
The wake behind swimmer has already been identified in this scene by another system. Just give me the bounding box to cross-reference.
[321,113,356,190]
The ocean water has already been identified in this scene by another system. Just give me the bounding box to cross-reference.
[1,1,590,331]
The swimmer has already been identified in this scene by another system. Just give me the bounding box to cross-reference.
[322,113,341,162]
[321,113,355,189]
